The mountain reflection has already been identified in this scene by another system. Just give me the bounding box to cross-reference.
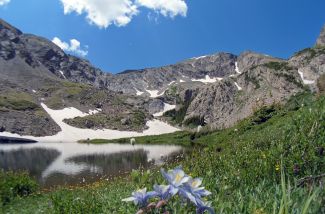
[0,148,60,179]
[0,142,183,188]
[44,149,151,187]
[67,149,150,174]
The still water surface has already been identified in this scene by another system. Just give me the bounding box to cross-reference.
[0,142,183,188]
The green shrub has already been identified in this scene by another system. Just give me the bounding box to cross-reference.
[244,74,261,89]
[164,100,192,124]
[183,115,205,127]
[264,62,293,71]
[251,105,278,125]
[0,171,38,205]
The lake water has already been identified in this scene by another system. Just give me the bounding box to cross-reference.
[0,142,184,188]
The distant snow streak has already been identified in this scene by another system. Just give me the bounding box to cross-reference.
[298,70,315,85]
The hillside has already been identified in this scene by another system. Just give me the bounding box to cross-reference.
[1,92,324,213]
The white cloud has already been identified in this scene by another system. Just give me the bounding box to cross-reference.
[0,0,10,6]
[59,0,187,28]
[60,0,138,28]
[136,0,187,17]
[52,37,88,57]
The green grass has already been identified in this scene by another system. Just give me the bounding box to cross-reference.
[42,82,91,109]
[79,131,192,147]
[0,171,38,206]
[0,92,39,111]
[2,93,325,213]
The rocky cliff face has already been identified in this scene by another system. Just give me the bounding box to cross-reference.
[185,60,304,129]
[316,24,325,47]
[288,26,325,93]
[1,18,324,137]
[108,53,237,94]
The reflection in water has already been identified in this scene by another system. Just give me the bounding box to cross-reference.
[0,148,60,179]
[0,142,183,188]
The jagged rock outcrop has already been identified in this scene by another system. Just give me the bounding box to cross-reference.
[289,26,325,92]
[0,20,111,88]
[237,51,283,72]
[185,61,304,128]
[105,53,238,95]
[316,24,325,47]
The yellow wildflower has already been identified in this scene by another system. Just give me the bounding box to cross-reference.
[275,164,280,171]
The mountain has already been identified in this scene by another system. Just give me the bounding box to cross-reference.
[0,19,150,136]
[0,19,324,138]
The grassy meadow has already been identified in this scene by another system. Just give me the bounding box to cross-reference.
[1,92,324,213]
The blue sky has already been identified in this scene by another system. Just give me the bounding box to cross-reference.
[1,0,325,73]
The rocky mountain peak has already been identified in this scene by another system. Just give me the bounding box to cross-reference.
[0,19,22,36]
[316,24,325,47]
[237,51,283,72]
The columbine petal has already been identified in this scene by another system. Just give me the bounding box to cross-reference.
[170,186,179,196]
[181,189,197,205]
[196,199,215,214]
[122,197,136,202]
[180,176,190,185]
[139,188,147,194]
[191,178,203,188]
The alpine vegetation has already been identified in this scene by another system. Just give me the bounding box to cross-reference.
[122,166,214,214]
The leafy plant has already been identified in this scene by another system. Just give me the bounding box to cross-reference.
[0,171,38,205]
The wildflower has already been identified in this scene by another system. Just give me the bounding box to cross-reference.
[185,178,211,200]
[261,153,266,159]
[153,184,174,200]
[176,178,211,206]
[195,198,215,214]
[177,186,198,205]
[275,163,280,171]
[254,208,265,214]
[161,166,190,189]
[122,188,157,207]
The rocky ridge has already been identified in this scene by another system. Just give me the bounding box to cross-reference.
[0,18,324,137]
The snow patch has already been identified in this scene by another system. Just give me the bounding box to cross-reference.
[179,79,185,83]
[59,70,67,79]
[168,81,176,86]
[235,62,241,74]
[192,75,222,84]
[193,55,207,60]
[134,88,144,96]
[234,82,242,91]
[32,90,37,93]
[0,104,179,142]
[146,89,166,98]
[298,70,315,85]
[153,103,176,117]
[88,109,102,115]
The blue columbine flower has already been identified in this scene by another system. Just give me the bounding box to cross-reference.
[184,178,211,202]
[195,198,215,214]
[153,184,174,200]
[160,166,190,191]
[122,188,157,207]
